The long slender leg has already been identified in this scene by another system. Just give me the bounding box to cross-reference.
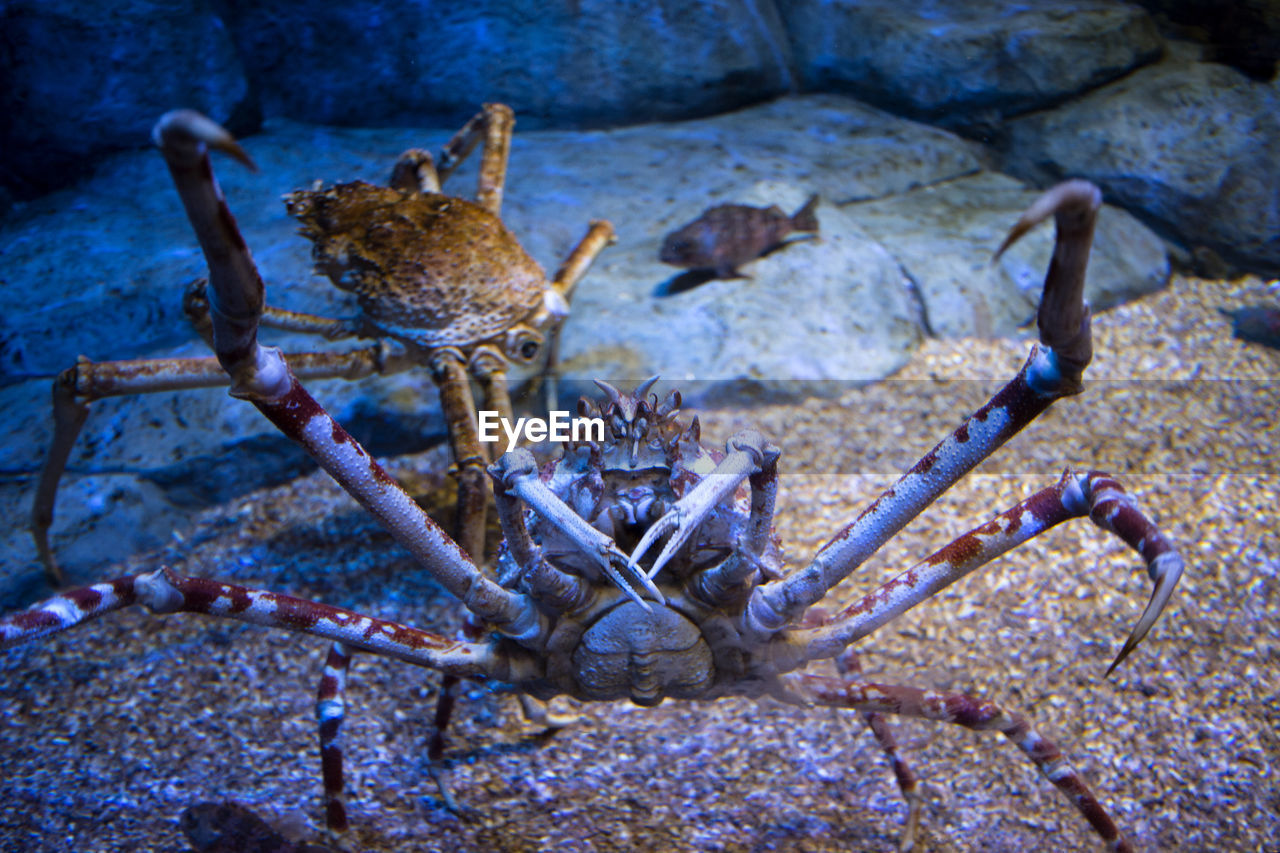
[537,220,618,407]
[470,346,514,464]
[421,349,496,815]
[835,648,922,851]
[0,572,534,831]
[32,372,90,585]
[434,103,513,213]
[429,348,489,565]
[426,673,466,813]
[747,183,1176,661]
[30,344,417,583]
[789,468,1182,673]
[0,569,510,676]
[33,355,243,585]
[186,277,362,342]
[425,611,491,816]
[316,642,353,830]
[788,673,1132,853]
[152,110,541,642]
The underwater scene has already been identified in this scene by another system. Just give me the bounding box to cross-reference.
[0,2,1276,851]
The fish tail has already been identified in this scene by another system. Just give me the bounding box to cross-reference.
[790,194,820,232]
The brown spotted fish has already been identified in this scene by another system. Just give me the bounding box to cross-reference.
[659,194,820,278]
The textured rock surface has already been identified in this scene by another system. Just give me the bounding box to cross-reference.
[0,0,252,198]
[779,0,1163,127]
[1004,53,1280,274]
[223,0,794,128]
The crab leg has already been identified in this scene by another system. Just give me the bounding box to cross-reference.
[434,102,514,214]
[534,219,619,405]
[788,469,1183,673]
[748,183,1175,661]
[0,568,515,674]
[31,342,416,584]
[185,277,364,343]
[835,648,922,851]
[152,110,543,642]
[316,642,354,829]
[787,673,1132,853]
[428,348,492,562]
[471,345,517,441]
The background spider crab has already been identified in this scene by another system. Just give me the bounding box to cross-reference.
[0,112,1185,852]
[31,102,615,582]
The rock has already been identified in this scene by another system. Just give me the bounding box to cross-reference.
[780,0,1164,130]
[0,0,252,199]
[222,0,794,128]
[849,172,1171,338]
[1004,55,1280,274]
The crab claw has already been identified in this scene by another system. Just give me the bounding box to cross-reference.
[1107,550,1183,675]
[633,509,685,579]
[153,109,258,172]
[490,449,664,608]
[994,180,1101,384]
[635,429,776,581]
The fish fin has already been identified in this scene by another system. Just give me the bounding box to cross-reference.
[716,262,745,279]
[790,194,820,233]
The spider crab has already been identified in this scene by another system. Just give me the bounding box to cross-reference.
[31,102,616,582]
[1,110,1183,852]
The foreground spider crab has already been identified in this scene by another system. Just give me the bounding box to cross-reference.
[2,111,1182,852]
[32,103,615,581]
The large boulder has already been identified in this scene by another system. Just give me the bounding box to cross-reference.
[1004,53,1280,274]
[222,0,795,129]
[780,0,1164,130]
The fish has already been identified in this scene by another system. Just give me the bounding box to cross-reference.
[659,194,820,278]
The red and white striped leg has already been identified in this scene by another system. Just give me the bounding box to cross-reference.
[792,469,1182,672]
[151,110,544,645]
[0,569,512,678]
[789,674,1132,853]
[836,648,922,851]
[316,642,353,830]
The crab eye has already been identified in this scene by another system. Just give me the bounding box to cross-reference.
[506,329,545,364]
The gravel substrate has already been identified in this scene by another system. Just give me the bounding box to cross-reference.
[1,273,1276,852]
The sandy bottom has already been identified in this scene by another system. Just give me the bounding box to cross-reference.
[1,273,1276,852]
